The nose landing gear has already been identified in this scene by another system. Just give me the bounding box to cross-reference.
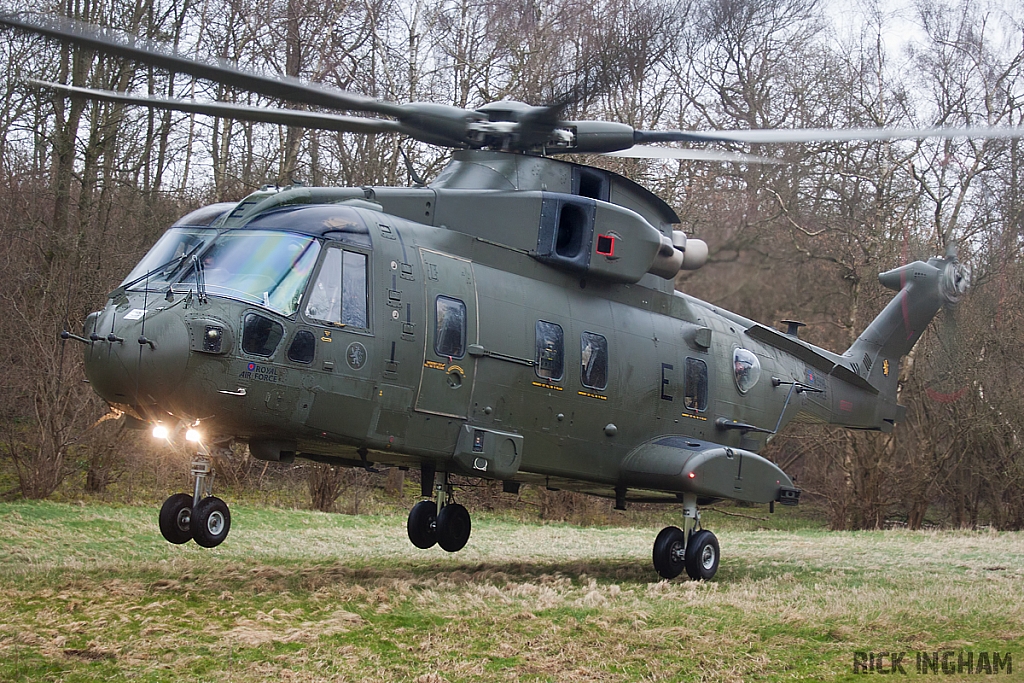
[158,453,231,548]
[407,469,471,552]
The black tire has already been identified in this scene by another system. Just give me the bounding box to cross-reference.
[436,503,471,552]
[652,526,686,579]
[192,496,231,548]
[684,529,720,581]
[407,500,438,549]
[158,493,193,545]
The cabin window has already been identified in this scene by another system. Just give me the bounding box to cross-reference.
[305,247,369,329]
[287,330,316,364]
[733,348,762,394]
[434,296,467,359]
[684,357,708,411]
[536,320,564,380]
[580,331,608,390]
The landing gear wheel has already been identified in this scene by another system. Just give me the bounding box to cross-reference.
[436,503,471,552]
[652,526,686,579]
[685,529,720,581]
[407,500,438,549]
[159,493,193,545]
[192,496,231,548]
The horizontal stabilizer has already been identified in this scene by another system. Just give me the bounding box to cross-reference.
[746,324,878,394]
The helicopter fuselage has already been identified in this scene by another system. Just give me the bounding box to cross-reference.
[78,150,950,508]
[0,9,979,575]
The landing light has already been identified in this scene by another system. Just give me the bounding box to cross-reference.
[185,428,202,443]
[152,424,169,440]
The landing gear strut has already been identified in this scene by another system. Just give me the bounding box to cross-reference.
[158,451,231,548]
[652,494,719,581]
[407,468,471,552]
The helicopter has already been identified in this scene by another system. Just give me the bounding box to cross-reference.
[3,12,1015,581]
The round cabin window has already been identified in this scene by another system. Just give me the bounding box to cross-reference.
[733,348,761,394]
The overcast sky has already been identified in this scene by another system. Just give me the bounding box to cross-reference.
[824,0,1024,57]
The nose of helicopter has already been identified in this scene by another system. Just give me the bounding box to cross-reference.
[83,305,191,408]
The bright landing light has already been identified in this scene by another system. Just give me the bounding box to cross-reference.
[185,428,202,443]
[152,424,169,440]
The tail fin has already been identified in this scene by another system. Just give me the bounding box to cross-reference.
[844,250,970,406]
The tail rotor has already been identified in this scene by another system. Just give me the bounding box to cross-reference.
[925,244,971,403]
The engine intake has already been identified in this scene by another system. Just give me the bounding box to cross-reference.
[534,193,706,282]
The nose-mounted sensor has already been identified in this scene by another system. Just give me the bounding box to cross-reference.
[203,325,224,353]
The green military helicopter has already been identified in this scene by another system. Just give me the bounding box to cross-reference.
[4,12,1016,581]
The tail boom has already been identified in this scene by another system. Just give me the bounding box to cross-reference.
[836,254,969,429]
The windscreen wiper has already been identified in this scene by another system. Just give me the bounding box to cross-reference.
[113,242,206,295]
[193,254,208,304]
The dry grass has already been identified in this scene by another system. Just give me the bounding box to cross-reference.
[0,501,1021,681]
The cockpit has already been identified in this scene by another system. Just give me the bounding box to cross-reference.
[119,204,372,321]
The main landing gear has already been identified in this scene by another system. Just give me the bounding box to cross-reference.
[158,453,232,548]
[407,468,471,552]
[652,493,720,581]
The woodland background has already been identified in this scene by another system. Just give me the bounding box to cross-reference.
[0,0,1021,530]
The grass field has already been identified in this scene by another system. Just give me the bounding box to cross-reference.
[0,500,1021,682]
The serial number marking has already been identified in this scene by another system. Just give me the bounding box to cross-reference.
[578,390,608,401]
[424,360,446,370]
[532,381,563,391]
[680,412,708,422]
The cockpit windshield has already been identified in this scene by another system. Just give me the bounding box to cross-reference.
[121,227,214,291]
[174,230,320,317]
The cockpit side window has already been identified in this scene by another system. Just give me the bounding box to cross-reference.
[341,251,368,327]
[305,247,369,329]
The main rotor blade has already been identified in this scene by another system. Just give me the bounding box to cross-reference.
[635,125,1024,145]
[28,80,405,135]
[0,12,405,118]
[603,145,781,164]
